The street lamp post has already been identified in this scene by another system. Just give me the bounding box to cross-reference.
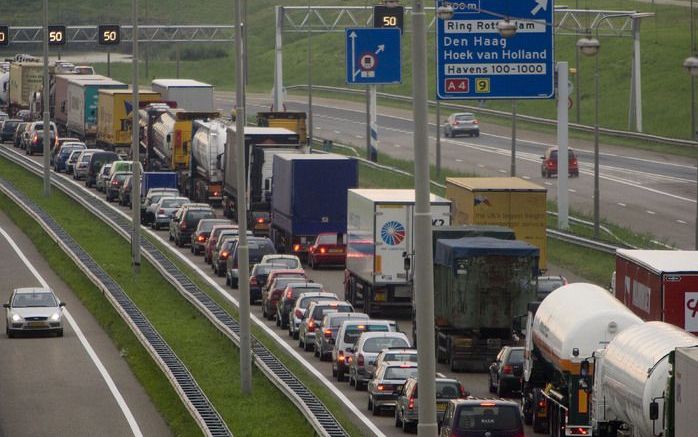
[577,35,601,239]
[684,0,698,249]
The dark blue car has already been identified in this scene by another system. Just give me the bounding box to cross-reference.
[54,144,86,173]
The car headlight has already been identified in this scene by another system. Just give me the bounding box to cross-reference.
[50,311,61,322]
[11,313,22,322]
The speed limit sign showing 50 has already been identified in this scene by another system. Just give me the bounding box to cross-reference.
[98,24,121,45]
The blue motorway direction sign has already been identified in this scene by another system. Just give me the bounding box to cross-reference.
[435,0,554,100]
[345,27,402,85]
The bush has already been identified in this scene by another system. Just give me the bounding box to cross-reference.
[169,45,229,61]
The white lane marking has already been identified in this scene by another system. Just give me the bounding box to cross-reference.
[477,164,485,168]
[677,219,688,224]
[569,189,576,193]
[498,169,507,174]
[394,144,401,148]
[544,182,553,186]
[617,202,627,207]
[0,226,143,437]
[355,135,363,139]
[647,210,656,215]
[314,126,321,130]
[522,175,530,180]
[334,130,341,134]
[456,159,463,163]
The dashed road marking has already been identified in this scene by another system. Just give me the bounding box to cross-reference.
[677,219,688,224]
[498,169,507,174]
[522,176,530,180]
[456,159,463,163]
[544,182,553,186]
[394,144,401,148]
[569,188,576,193]
[477,164,485,168]
[617,202,627,207]
[334,130,341,134]
[646,210,656,215]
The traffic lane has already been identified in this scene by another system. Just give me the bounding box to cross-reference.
[0,210,170,437]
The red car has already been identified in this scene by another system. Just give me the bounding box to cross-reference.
[307,233,347,270]
[541,147,579,178]
[260,271,308,320]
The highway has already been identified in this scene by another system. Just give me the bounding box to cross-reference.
[0,209,170,436]
[226,93,696,249]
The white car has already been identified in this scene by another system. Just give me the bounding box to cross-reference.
[4,287,65,337]
[348,331,410,390]
[259,254,302,270]
[288,292,338,339]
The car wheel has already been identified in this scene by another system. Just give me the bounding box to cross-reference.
[372,404,380,416]
[304,339,313,352]
[225,274,231,287]
[349,374,355,387]
[475,131,480,137]
[497,380,506,398]
[275,315,281,327]
[293,330,299,340]
[288,324,294,337]
[332,366,337,378]
[355,379,363,391]
[57,329,64,337]
[368,396,373,412]
[402,417,413,433]
[450,130,455,138]
[231,278,238,289]
[336,369,344,381]
[299,336,305,349]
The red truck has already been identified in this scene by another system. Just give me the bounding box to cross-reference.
[615,249,698,334]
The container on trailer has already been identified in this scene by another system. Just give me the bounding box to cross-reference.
[151,79,214,112]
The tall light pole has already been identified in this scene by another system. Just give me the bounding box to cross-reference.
[307,0,313,147]
[683,0,698,249]
[235,0,252,395]
[414,0,437,435]
[131,0,141,272]
[578,34,601,239]
[42,0,50,197]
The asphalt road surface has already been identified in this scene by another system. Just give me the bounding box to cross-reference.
[218,92,696,250]
[0,210,170,437]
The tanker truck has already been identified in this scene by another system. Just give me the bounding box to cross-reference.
[592,321,698,437]
[522,283,643,436]
[189,118,228,205]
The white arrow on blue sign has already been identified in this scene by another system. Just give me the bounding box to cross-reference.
[345,27,402,85]
[435,0,555,100]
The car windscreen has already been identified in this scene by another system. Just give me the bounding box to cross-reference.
[80,154,93,163]
[363,337,409,353]
[3,121,19,131]
[412,381,461,399]
[384,366,418,380]
[264,258,300,269]
[316,234,344,245]
[343,324,389,343]
[273,277,306,291]
[199,220,228,232]
[300,295,335,309]
[538,279,565,293]
[550,150,575,160]
[454,405,521,431]
[61,147,83,156]
[507,349,524,364]
[385,352,418,362]
[114,174,129,182]
[329,314,366,328]
[289,286,321,298]
[12,292,57,308]
[311,305,351,320]
[248,242,275,262]
[455,114,474,121]
[161,198,187,208]
[185,210,214,222]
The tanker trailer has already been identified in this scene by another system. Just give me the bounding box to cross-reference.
[593,321,698,437]
[522,283,643,436]
[189,119,228,204]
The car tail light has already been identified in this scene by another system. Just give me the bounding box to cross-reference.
[307,319,316,332]
[459,385,468,398]
[569,428,589,436]
[249,277,258,286]
[473,120,480,124]
[338,351,345,362]
[220,251,229,259]
[295,309,304,319]
[180,222,187,230]
[538,398,546,409]
[377,384,385,391]
[480,401,497,407]
[319,247,327,254]
[293,244,301,252]
[357,354,364,367]
[158,209,165,214]
[256,217,265,224]
[548,161,555,168]
[285,290,293,299]
[503,365,513,375]
[213,191,219,196]
[197,235,206,242]
[32,133,38,143]
[408,396,415,409]
[112,180,119,186]
[323,328,332,337]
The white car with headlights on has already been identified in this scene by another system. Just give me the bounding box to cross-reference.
[4,287,65,337]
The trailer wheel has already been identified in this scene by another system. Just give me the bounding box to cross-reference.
[448,340,459,372]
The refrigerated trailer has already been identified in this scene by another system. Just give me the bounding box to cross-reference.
[344,189,451,316]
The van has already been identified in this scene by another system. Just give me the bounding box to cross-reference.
[108,160,143,180]
[439,399,524,437]
[86,151,119,188]
[332,319,396,382]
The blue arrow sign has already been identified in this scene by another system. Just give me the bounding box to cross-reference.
[345,27,402,85]
[435,0,555,100]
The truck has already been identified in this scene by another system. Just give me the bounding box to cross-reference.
[614,249,698,334]
[270,153,358,254]
[445,177,548,271]
[8,62,43,116]
[66,77,127,141]
[151,79,214,112]
[344,189,451,316]
[431,236,539,371]
[141,171,178,198]
[256,112,308,145]
[53,74,101,129]
[222,126,303,227]
[96,88,162,154]
[431,225,515,254]
[591,321,698,437]
[521,283,643,436]
[189,118,229,204]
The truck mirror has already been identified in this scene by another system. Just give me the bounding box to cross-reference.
[649,401,659,421]
[265,179,270,191]
[580,359,590,377]
[403,252,411,271]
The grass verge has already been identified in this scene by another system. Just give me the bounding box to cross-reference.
[0,157,317,436]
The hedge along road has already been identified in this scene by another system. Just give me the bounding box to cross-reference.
[0,210,170,437]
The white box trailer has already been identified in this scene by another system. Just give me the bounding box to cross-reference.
[151,79,214,112]
[345,189,451,316]
[675,347,698,437]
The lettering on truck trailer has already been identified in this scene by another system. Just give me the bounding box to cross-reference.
[685,292,698,332]
[631,280,651,313]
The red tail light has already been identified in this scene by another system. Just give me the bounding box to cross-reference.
[307,319,316,332]
[338,351,345,362]
[32,133,38,143]
[197,235,206,242]
[377,384,385,391]
[548,161,555,168]
[256,217,265,224]
[249,277,258,286]
[459,385,468,398]
[220,251,229,259]
[180,223,187,230]
[503,365,513,375]
[286,290,293,299]
[158,209,165,214]
[569,428,589,436]
[319,247,327,254]
[112,180,119,186]
[473,120,480,124]
[538,399,546,409]
[293,244,301,252]
[408,396,415,409]
[295,309,304,319]
[357,354,364,366]
[323,328,332,337]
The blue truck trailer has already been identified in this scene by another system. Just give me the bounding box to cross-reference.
[270,153,358,258]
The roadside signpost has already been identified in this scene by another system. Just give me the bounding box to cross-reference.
[435,0,555,99]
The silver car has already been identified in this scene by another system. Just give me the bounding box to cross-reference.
[151,196,190,230]
[95,163,113,192]
[4,287,65,337]
[443,112,480,138]
[73,149,101,180]
[349,331,411,390]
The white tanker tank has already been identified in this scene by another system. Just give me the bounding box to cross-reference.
[0,71,9,106]
[593,321,698,437]
[523,283,643,435]
[191,119,227,183]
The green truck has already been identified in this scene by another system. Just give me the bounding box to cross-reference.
[428,236,539,372]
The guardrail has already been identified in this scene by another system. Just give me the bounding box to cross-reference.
[0,176,233,437]
[289,84,698,149]
[0,146,352,437]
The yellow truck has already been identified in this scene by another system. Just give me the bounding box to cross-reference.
[256,112,308,145]
[445,177,548,271]
[9,62,43,115]
[97,89,161,152]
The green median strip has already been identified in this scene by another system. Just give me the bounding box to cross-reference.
[0,157,317,436]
